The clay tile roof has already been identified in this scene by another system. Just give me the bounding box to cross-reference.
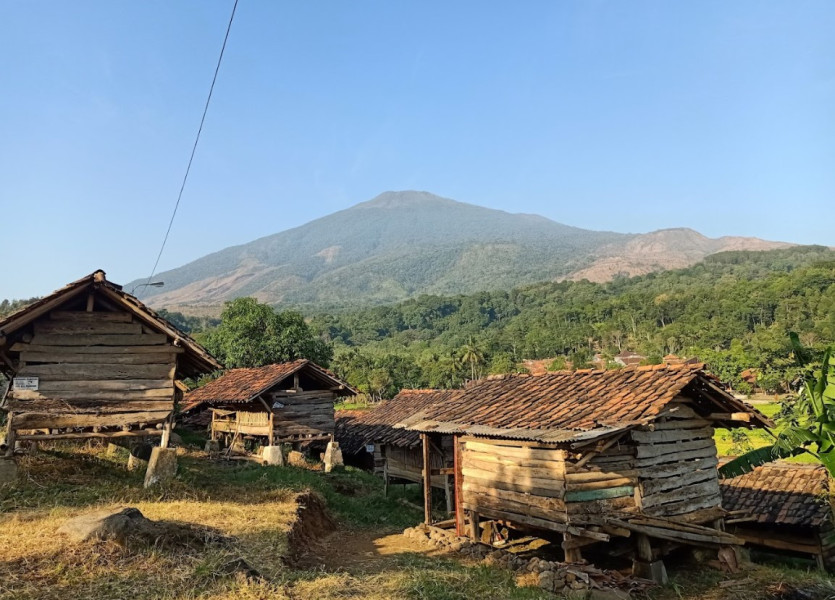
[335,389,464,454]
[183,360,355,411]
[398,364,771,443]
[720,462,831,528]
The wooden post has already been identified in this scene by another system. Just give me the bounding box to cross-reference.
[160,416,172,449]
[466,509,479,541]
[4,413,16,458]
[563,533,583,562]
[86,294,95,312]
[422,432,432,525]
[636,533,653,562]
[453,434,465,536]
[210,411,217,442]
[383,459,389,498]
[268,411,274,446]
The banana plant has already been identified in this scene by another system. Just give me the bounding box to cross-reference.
[719,333,835,478]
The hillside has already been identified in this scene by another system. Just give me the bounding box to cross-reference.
[130,191,789,311]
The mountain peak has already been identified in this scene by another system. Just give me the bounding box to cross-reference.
[354,190,462,210]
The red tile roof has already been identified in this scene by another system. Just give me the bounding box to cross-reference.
[720,462,831,528]
[183,360,355,411]
[398,364,771,443]
[335,389,465,454]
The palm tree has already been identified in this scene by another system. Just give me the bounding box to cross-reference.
[460,338,485,381]
[719,334,835,478]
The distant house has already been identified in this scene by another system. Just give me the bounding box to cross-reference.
[0,270,221,451]
[183,360,356,447]
[614,351,646,367]
[396,364,771,577]
[336,389,461,503]
[721,462,835,570]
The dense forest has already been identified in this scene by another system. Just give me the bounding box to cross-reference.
[2,246,833,400]
[309,246,835,398]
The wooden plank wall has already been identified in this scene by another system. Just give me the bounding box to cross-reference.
[268,389,336,438]
[385,444,448,488]
[565,442,638,518]
[459,437,569,533]
[632,400,722,518]
[7,309,177,431]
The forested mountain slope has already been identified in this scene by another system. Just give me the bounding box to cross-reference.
[128,191,788,311]
[311,246,835,396]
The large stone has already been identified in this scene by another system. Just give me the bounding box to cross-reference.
[262,445,285,466]
[204,440,220,456]
[143,447,178,488]
[323,441,344,473]
[0,458,18,486]
[287,450,307,467]
[107,443,130,460]
[58,507,155,543]
[632,559,668,584]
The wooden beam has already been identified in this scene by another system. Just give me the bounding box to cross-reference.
[17,428,164,441]
[422,433,432,525]
[454,434,465,536]
[707,412,751,422]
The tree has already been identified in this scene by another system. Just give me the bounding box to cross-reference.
[205,297,333,368]
[719,334,835,478]
[460,338,485,381]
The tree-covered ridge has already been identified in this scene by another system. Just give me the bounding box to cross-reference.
[312,246,835,397]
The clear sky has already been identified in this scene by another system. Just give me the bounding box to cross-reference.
[1,1,833,299]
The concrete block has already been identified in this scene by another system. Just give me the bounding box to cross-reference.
[0,458,18,487]
[323,441,343,473]
[143,447,178,488]
[204,440,220,456]
[632,559,667,584]
[262,445,285,466]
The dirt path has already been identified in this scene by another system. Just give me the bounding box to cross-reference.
[299,527,452,574]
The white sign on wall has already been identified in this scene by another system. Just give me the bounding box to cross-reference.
[13,377,39,391]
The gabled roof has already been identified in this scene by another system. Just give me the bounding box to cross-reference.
[397,364,772,444]
[0,269,221,377]
[336,389,464,454]
[183,359,356,411]
[720,462,831,528]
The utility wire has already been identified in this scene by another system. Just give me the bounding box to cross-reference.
[142,0,239,292]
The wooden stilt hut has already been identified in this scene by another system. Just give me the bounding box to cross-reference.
[0,270,221,450]
[182,360,355,448]
[335,389,463,508]
[396,364,772,575]
[720,462,835,570]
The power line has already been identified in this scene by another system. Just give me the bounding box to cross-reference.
[142,0,239,292]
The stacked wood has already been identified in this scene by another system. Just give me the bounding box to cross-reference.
[564,444,637,509]
[632,402,722,517]
[10,310,176,436]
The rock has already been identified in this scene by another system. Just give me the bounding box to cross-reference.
[58,507,155,543]
[168,432,183,446]
[107,443,129,459]
[539,571,555,591]
[323,441,344,473]
[0,458,17,486]
[204,440,220,455]
[632,559,668,585]
[261,446,285,466]
[143,447,178,488]
[287,451,307,467]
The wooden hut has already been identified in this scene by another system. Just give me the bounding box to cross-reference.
[182,360,355,447]
[0,270,221,451]
[720,462,835,570]
[396,364,771,574]
[335,389,462,503]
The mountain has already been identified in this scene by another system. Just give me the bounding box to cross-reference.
[130,191,790,311]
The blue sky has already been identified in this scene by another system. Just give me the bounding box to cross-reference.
[1,1,833,299]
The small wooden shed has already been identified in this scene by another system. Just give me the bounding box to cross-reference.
[183,360,356,447]
[396,364,771,571]
[720,462,835,570]
[335,389,462,500]
[0,270,221,451]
